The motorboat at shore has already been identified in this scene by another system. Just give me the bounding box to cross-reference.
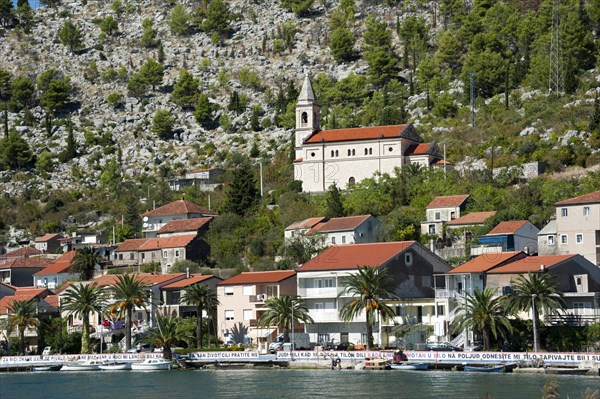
[98,362,132,371]
[61,360,103,371]
[31,364,63,371]
[354,358,392,370]
[464,364,506,373]
[390,362,428,371]
[130,358,171,371]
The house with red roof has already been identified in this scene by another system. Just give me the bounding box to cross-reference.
[142,199,217,238]
[420,194,470,237]
[33,251,79,289]
[538,190,600,267]
[297,241,451,348]
[486,254,600,326]
[217,270,298,346]
[471,220,539,256]
[293,74,444,192]
[0,257,52,287]
[160,273,222,319]
[285,215,381,248]
[34,233,64,254]
[0,246,42,261]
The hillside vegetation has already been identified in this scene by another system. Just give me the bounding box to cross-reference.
[0,0,599,270]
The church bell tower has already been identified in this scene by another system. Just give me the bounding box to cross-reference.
[295,72,320,153]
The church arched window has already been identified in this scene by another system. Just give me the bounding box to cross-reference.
[335,150,339,157]
[301,112,308,125]
[348,177,356,187]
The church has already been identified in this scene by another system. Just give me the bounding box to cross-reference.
[293,74,448,193]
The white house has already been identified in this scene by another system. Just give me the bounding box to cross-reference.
[33,251,80,289]
[285,215,381,247]
[420,194,470,236]
[293,74,444,193]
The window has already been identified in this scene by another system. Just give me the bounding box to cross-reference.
[310,152,315,157]
[583,206,590,216]
[331,150,334,157]
[576,234,583,244]
[335,150,339,157]
[301,112,308,124]
[130,253,134,260]
[348,149,351,156]
[348,177,355,187]
[163,250,168,258]
[364,148,368,155]
[434,212,441,221]
[175,249,180,257]
[547,235,555,246]
[405,252,413,266]
[352,149,355,156]
[118,254,123,260]
[243,309,253,321]
[243,285,254,296]
[266,285,278,297]
[561,208,568,217]
[141,253,145,260]
[342,236,346,244]
[318,333,330,344]
[437,305,445,316]
[224,287,234,296]
[225,310,234,321]
[331,236,336,244]
[315,303,324,310]
[561,235,568,244]
[576,277,582,285]
[369,148,373,155]
[429,224,436,234]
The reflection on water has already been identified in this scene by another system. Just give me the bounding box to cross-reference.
[1,369,598,399]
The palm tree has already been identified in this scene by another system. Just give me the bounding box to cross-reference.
[507,272,566,350]
[112,274,149,351]
[62,282,106,354]
[338,266,397,350]
[453,288,512,350]
[143,311,187,360]
[70,247,101,280]
[7,299,39,355]
[180,284,220,348]
[259,296,313,343]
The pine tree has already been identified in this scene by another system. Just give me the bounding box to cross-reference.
[329,27,355,63]
[325,183,345,218]
[139,58,164,90]
[0,129,32,170]
[58,121,77,162]
[194,94,212,126]
[168,3,190,36]
[0,69,11,137]
[58,20,83,53]
[202,0,231,38]
[171,70,199,109]
[99,15,118,36]
[123,197,141,238]
[590,95,600,134]
[0,0,15,29]
[140,19,158,48]
[363,15,397,86]
[223,165,259,216]
[152,109,175,140]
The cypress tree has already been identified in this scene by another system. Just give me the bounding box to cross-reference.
[223,165,259,216]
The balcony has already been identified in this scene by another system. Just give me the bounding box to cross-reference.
[435,289,464,300]
[309,310,342,323]
[297,287,344,298]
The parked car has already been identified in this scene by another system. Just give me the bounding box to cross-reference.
[464,343,483,352]
[425,342,463,351]
[324,341,355,351]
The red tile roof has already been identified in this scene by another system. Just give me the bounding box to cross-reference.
[488,255,577,274]
[35,233,62,243]
[432,159,455,166]
[142,199,217,217]
[157,217,212,235]
[299,242,415,272]
[555,190,600,206]
[93,273,186,287]
[13,287,51,299]
[307,215,372,234]
[487,220,529,235]
[426,195,470,209]
[305,124,410,144]
[406,143,431,156]
[115,239,150,252]
[162,275,218,289]
[3,247,42,258]
[34,251,77,276]
[219,270,296,286]
[138,235,197,250]
[449,251,525,274]
[285,217,326,231]
[0,290,51,313]
[0,257,52,269]
[447,211,497,226]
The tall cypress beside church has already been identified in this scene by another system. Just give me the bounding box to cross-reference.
[223,165,259,216]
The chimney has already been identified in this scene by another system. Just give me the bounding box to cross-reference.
[186,267,190,279]
[540,264,545,272]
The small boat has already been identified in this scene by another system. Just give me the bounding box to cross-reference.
[61,360,103,371]
[355,358,392,370]
[98,362,132,371]
[131,358,171,371]
[31,364,63,372]
[464,364,505,373]
[391,362,428,371]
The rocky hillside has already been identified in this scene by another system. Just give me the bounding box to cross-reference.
[0,0,599,199]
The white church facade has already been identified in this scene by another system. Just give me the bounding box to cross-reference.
[293,74,447,193]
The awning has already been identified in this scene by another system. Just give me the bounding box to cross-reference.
[247,328,277,340]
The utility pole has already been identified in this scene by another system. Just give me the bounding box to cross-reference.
[549,0,563,95]
[470,72,475,127]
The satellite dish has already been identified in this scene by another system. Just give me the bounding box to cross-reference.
[142,223,148,228]
[143,216,148,222]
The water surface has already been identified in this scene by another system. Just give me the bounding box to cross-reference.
[1,369,598,399]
